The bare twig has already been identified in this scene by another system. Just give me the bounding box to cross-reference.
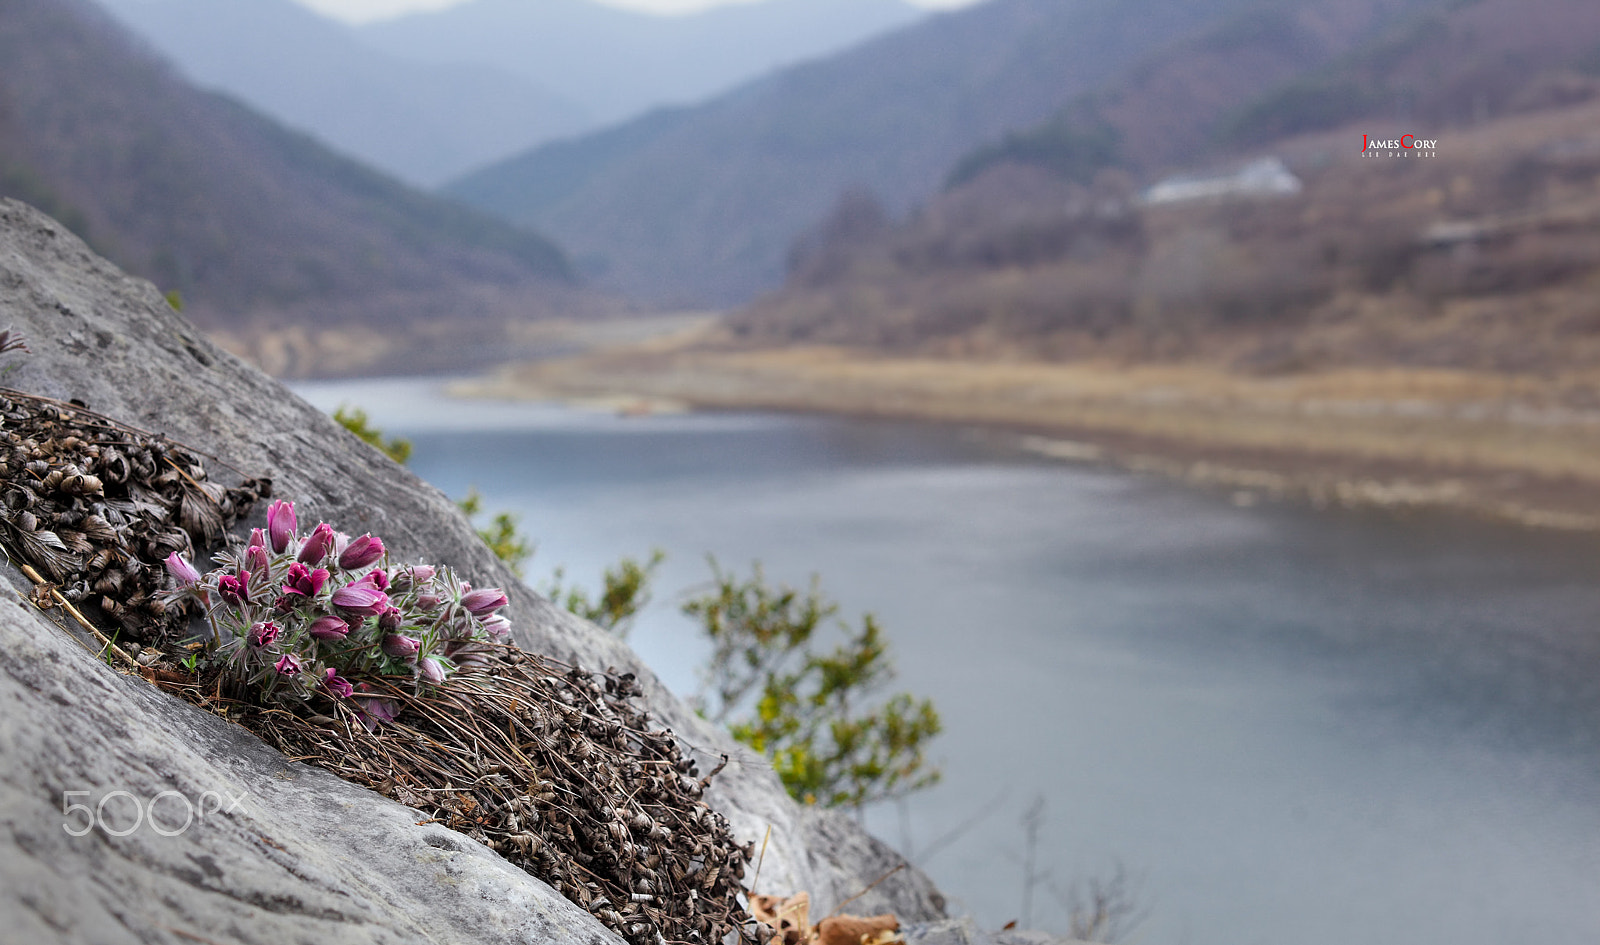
[825,863,905,920]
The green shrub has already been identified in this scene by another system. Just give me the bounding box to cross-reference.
[543,550,664,638]
[333,404,412,464]
[683,560,941,809]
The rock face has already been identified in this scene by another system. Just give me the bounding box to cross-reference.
[0,198,945,943]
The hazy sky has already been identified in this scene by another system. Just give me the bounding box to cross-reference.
[296,0,985,24]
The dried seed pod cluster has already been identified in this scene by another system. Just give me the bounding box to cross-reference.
[0,391,267,640]
[246,647,755,945]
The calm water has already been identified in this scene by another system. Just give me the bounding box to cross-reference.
[296,378,1600,945]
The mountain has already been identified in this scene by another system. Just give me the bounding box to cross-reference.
[0,0,603,377]
[727,0,1600,374]
[446,0,1270,306]
[1219,0,1600,145]
[93,0,589,186]
[359,0,925,129]
[946,0,1438,187]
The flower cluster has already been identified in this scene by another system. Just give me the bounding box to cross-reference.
[165,499,511,723]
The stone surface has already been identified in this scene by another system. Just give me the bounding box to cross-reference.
[0,198,945,942]
[904,918,1100,945]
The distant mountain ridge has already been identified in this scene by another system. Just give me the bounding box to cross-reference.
[945,0,1440,187]
[447,0,1268,306]
[0,0,605,377]
[727,0,1600,375]
[359,0,925,129]
[95,0,590,186]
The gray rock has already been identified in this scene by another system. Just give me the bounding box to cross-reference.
[905,919,1100,945]
[0,197,945,942]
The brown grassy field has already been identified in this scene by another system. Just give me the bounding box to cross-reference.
[458,337,1600,530]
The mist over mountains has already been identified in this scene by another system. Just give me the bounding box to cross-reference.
[96,0,926,186]
[96,0,589,187]
[0,0,602,376]
[361,0,926,129]
[447,0,1272,306]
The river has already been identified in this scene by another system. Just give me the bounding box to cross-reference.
[294,377,1600,945]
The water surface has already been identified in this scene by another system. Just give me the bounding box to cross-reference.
[295,378,1600,945]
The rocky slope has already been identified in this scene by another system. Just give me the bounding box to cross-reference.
[0,198,949,943]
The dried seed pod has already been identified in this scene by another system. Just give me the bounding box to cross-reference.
[97,448,129,483]
[56,530,94,555]
[62,473,103,496]
[79,515,117,543]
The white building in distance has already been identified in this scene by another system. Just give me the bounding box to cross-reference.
[1142,156,1303,205]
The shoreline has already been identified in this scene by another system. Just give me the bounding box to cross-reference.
[452,344,1600,532]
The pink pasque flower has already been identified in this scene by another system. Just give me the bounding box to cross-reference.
[419,657,448,686]
[330,581,389,617]
[480,614,512,641]
[218,572,250,605]
[281,562,329,598]
[308,614,351,641]
[381,634,420,660]
[354,696,397,729]
[322,667,353,699]
[244,543,270,576]
[246,621,280,648]
[338,534,385,570]
[298,522,336,566]
[267,500,296,553]
[164,552,200,586]
[460,587,509,616]
[274,653,302,676]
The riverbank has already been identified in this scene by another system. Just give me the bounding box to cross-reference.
[452,339,1600,530]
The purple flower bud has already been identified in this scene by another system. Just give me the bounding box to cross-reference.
[354,696,396,728]
[331,582,389,617]
[461,587,509,616]
[308,614,351,641]
[164,552,200,586]
[339,534,386,570]
[267,500,296,554]
[218,572,250,606]
[247,620,280,648]
[419,657,448,686]
[273,594,297,614]
[480,614,512,641]
[248,527,266,551]
[244,544,270,576]
[298,522,336,566]
[378,606,402,631]
[274,653,302,676]
[416,592,441,611]
[382,633,420,660]
[281,562,329,598]
[355,568,389,593]
[410,565,436,583]
[322,667,353,699]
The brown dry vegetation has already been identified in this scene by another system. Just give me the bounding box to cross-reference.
[461,344,1600,529]
[733,96,1600,377]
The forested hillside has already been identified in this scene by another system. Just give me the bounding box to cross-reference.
[0,0,609,376]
